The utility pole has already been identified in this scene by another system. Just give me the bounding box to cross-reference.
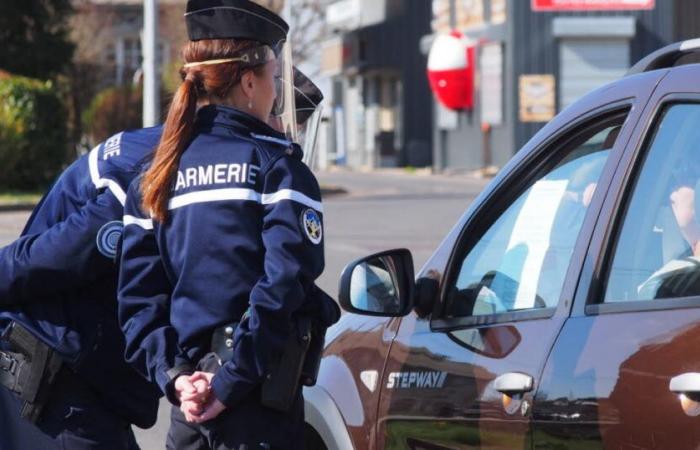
[437,0,458,172]
[143,0,160,127]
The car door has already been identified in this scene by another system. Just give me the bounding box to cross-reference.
[532,65,700,449]
[372,71,662,450]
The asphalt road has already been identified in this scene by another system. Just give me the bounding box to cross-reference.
[0,168,489,449]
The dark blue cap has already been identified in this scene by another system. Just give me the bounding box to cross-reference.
[185,0,289,48]
[294,68,323,124]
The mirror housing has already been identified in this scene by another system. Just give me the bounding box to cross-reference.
[413,276,440,318]
[338,248,415,317]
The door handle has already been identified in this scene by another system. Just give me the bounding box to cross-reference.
[494,372,534,395]
[670,373,700,417]
[670,373,700,395]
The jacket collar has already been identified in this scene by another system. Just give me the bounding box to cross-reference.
[195,104,287,140]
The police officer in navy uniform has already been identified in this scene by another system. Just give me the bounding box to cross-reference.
[0,126,164,449]
[117,1,337,449]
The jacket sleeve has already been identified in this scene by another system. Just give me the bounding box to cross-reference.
[211,154,325,408]
[0,189,122,306]
[117,179,194,404]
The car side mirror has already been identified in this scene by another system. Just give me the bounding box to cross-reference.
[338,248,415,317]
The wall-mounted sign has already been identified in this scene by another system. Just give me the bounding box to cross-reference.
[327,0,387,31]
[519,75,555,123]
[480,42,503,125]
[321,37,344,77]
[431,0,484,33]
[491,0,507,24]
[532,0,654,11]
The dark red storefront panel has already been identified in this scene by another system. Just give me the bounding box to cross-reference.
[532,0,654,12]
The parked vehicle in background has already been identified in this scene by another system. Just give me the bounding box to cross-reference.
[301,39,700,449]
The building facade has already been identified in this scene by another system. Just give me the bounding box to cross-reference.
[321,1,434,169]
[427,0,700,172]
[73,0,185,89]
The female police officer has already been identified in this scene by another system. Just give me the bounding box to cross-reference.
[117,1,334,449]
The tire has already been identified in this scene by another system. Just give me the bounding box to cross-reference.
[304,424,327,450]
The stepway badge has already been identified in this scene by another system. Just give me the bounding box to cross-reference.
[386,371,448,389]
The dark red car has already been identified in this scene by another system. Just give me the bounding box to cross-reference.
[304,40,700,450]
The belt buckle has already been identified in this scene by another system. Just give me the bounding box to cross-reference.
[0,352,17,374]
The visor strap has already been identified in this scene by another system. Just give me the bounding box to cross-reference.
[183,58,245,68]
[183,46,275,69]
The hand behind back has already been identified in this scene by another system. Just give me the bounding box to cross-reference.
[175,371,228,423]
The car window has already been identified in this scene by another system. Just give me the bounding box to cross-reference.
[444,115,626,318]
[604,104,700,303]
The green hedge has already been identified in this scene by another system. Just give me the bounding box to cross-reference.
[82,85,143,146]
[0,76,68,190]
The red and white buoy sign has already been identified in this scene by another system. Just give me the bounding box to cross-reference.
[427,32,475,111]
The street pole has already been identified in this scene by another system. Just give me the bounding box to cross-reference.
[438,0,457,172]
[143,0,160,127]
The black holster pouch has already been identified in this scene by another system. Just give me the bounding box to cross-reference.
[260,287,341,412]
[299,322,325,387]
[300,287,341,387]
[0,321,63,423]
[261,316,312,412]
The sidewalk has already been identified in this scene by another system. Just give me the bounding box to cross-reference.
[316,165,492,200]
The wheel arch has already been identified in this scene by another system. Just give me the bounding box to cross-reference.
[304,384,355,450]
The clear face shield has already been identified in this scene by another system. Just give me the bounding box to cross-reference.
[292,68,324,167]
[270,40,298,142]
[269,66,324,166]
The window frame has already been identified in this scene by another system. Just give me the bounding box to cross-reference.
[587,95,700,316]
[431,103,633,332]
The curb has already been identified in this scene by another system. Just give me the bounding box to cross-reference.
[0,203,37,212]
[321,185,347,197]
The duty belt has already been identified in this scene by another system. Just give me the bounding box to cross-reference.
[209,317,322,413]
[210,322,238,363]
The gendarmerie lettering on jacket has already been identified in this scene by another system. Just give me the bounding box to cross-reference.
[174,163,260,191]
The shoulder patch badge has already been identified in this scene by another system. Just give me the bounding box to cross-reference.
[300,209,323,245]
[96,220,123,259]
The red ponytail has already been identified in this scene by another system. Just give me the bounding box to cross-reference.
[141,73,197,222]
[140,39,262,221]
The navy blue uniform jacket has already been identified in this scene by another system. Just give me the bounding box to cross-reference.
[118,106,327,440]
[0,128,163,428]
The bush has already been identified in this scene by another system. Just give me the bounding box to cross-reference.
[0,76,68,190]
[82,85,143,146]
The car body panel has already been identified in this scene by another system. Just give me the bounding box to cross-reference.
[370,71,667,450]
[533,64,700,449]
[533,310,700,449]
[313,313,401,449]
[306,62,700,449]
